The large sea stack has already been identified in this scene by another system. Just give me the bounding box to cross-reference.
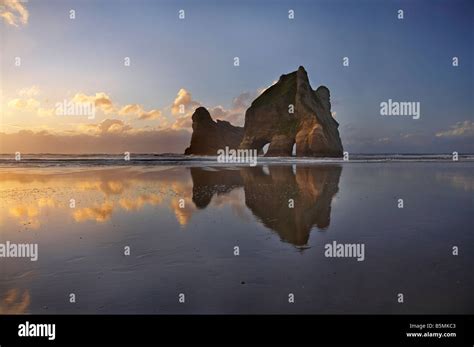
[184,107,244,155]
[240,66,343,157]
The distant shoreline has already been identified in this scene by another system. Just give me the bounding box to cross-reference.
[0,153,473,168]
[1,152,472,156]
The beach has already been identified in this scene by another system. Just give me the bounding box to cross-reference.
[0,159,472,314]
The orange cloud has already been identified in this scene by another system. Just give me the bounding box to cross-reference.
[118,103,163,121]
[6,87,55,117]
[0,0,29,27]
[138,109,161,120]
[8,98,40,110]
[171,89,201,116]
[72,92,115,114]
[171,89,257,129]
[18,86,40,97]
[79,119,132,135]
[119,104,142,115]
[170,89,201,130]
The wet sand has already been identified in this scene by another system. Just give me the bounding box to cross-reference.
[0,162,472,314]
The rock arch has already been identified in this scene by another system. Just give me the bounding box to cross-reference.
[239,66,343,157]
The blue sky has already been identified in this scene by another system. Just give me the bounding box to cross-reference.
[1,0,473,153]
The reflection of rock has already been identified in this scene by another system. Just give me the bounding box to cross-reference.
[240,66,343,157]
[184,107,244,155]
[190,168,243,208]
[241,165,341,245]
[190,165,342,245]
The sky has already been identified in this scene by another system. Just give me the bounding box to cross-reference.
[0,0,473,154]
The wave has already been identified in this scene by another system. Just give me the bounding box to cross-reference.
[0,153,473,167]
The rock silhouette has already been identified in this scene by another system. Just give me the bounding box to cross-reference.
[184,107,244,155]
[240,66,343,157]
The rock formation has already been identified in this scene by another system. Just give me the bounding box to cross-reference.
[240,66,343,157]
[184,107,244,155]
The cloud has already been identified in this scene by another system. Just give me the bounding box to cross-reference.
[6,87,55,118]
[4,81,363,153]
[37,107,54,117]
[209,105,243,126]
[0,0,29,27]
[68,92,163,121]
[79,119,132,135]
[436,121,474,138]
[171,88,201,116]
[170,89,201,130]
[7,98,39,110]
[18,86,39,97]
[7,88,55,118]
[0,126,190,154]
[72,92,115,114]
[208,91,255,126]
[138,109,161,120]
[171,114,193,131]
[232,91,253,110]
[6,87,164,123]
[119,104,142,116]
[119,104,162,120]
[170,89,255,130]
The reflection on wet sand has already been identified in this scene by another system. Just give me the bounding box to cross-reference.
[243,166,341,245]
[190,168,244,208]
[0,167,194,227]
[191,165,342,245]
[0,165,341,246]
[0,289,30,314]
